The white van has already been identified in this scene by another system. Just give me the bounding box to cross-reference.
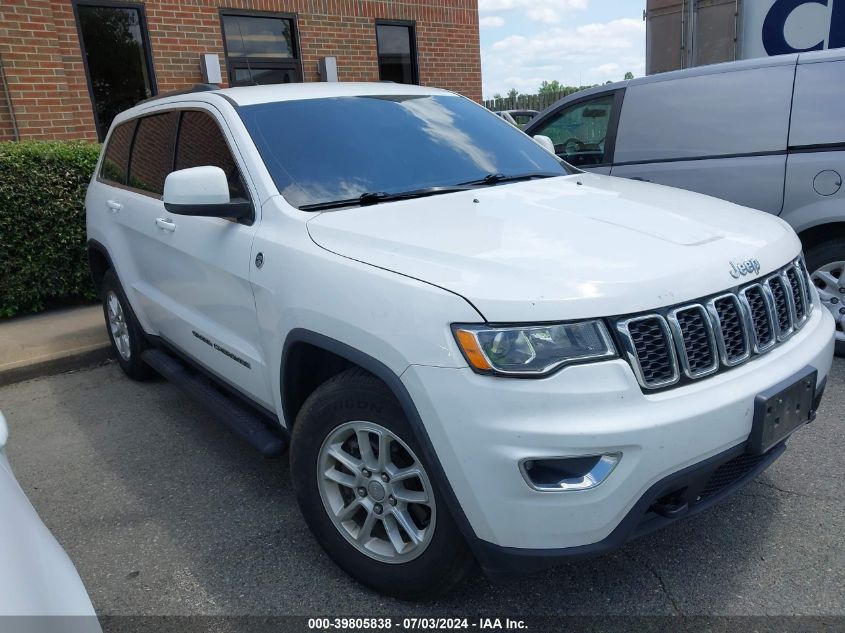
[526,50,845,352]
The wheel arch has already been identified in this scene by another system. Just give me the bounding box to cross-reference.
[279,328,483,551]
[798,222,845,251]
[86,239,115,297]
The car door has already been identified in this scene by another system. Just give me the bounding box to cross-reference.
[526,90,623,175]
[105,111,181,337]
[142,106,271,406]
[781,57,845,233]
[610,64,795,215]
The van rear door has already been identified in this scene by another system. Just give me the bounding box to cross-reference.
[610,62,796,215]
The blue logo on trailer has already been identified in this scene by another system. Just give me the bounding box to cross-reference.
[763,0,845,55]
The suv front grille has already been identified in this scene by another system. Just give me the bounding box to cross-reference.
[616,258,813,390]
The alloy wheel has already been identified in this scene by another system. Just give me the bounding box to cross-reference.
[811,261,845,342]
[106,290,131,360]
[316,420,436,563]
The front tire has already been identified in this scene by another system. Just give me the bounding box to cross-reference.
[805,238,845,356]
[100,269,155,380]
[290,369,474,600]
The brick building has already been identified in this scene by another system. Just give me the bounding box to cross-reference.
[0,0,481,142]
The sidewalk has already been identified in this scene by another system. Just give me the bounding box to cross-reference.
[0,304,112,387]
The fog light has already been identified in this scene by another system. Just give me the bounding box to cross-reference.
[520,453,620,492]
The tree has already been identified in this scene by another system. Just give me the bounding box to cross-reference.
[492,92,503,100]
[538,80,564,95]
[507,88,519,100]
[624,71,634,80]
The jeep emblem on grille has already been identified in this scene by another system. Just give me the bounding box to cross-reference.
[729,258,761,279]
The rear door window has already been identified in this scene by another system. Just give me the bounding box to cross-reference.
[531,93,617,167]
[100,120,136,185]
[614,65,794,163]
[789,60,845,148]
[128,111,179,195]
[174,110,248,200]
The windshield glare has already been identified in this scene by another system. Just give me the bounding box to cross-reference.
[238,95,574,209]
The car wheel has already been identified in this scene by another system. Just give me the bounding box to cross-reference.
[290,368,474,600]
[100,269,155,380]
[806,238,845,356]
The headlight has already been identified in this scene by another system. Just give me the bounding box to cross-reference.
[452,321,617,376]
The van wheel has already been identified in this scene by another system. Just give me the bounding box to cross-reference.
[290,368,474,600]
[806,238,845,356]
[100,269,155,380]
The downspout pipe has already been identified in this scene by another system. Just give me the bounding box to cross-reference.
[0,53,20,141]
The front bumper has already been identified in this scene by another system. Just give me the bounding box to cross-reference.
[400,307,834,569]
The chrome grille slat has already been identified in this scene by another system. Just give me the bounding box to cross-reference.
[766,274,794,340]
[739,284,776,352]
[708,294,750,366]
[615,258,812,390]
[668,305,718,378]
[616,315,679,389]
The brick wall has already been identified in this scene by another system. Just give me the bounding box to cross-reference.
[0,0,480,141]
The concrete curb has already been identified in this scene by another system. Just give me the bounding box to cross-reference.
[0,344,114,387]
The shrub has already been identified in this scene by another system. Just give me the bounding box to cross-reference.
[0,141,101,317]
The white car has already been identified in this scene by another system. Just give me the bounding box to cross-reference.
[85,82,834,599]
[0,412,100,625]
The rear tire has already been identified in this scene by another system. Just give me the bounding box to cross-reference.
[805,238,845,356]
[290,368,474,600]
[100,269,155,380]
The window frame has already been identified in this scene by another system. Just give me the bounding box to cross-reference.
[97,105,256,224]
[72,0,158,142]
[375,19,420,85]
[528,89,626,168]
[219,9,303,87]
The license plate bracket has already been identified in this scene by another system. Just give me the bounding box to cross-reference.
[749,366,817,455]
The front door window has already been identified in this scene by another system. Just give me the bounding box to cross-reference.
[532,94,616,167]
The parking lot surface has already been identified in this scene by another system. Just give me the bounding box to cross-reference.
[1,360,843,616]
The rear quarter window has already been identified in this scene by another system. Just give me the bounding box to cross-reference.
[100,120,135,185]
[789,61,845,147]
[614,65,794,163]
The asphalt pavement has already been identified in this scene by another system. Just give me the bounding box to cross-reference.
[0,361,842,617]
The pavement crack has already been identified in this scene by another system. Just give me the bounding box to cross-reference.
[753,479,812,498]
[622,550,682,615]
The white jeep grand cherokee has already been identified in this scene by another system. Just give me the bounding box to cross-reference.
[86,82,834,599]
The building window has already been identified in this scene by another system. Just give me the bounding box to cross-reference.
[74,2,156,141]
[221,11,302,87]
[376,22,419,85]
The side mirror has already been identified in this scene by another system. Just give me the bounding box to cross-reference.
[533,134,556,155]
[163,166,252,221]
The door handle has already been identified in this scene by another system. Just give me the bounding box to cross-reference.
[155,218,176,232]
[106,199,122,212]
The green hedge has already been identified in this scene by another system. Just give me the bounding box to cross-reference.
[0,141,101,317]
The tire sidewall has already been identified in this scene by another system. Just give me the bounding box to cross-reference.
[101,269,152,378]
[290,377,469,598]
[804,239,845,355]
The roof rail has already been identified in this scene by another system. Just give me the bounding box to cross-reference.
[137,83,220,105]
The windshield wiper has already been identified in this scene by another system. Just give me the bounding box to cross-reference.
[299,185,475,211]
[459,172,561,186]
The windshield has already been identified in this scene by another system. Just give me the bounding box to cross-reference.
[238,94,575,209]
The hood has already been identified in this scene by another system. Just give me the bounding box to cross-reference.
[306,173,801,322]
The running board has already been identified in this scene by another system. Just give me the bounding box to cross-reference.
[141,348,287,457]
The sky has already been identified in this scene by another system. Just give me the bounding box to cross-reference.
[479,0,647,99]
